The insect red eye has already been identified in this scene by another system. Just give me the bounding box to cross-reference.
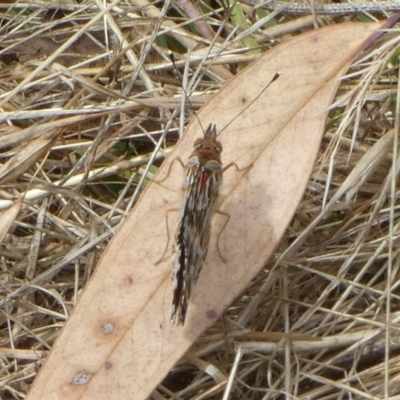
[205,160,221,171]
[187,155,199,167]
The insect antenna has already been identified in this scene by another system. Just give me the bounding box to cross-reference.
[170,51,280,141]
[218,71,280,137]
[169,52,208,138]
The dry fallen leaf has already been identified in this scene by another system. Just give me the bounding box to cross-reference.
[26,21,386,400]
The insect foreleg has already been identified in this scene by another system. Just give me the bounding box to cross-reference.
[223,161,252,175]
[153,157,186,187]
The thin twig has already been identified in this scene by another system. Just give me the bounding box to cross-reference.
[241,0,400,15]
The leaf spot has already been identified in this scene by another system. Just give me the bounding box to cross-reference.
[101,322,114,335]
[205,309,218,320]
[105,361,113,370]
[71,370,92,386]
[124,275,134,285]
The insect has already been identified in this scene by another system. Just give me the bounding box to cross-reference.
[168,71,280,325]
[171,123,223,325]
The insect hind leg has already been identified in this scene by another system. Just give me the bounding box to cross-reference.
[214,161,253,262]
[214,210,231,263]
[153,157,186,265]
[155,207,179,265]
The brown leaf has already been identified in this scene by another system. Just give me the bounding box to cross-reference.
[26,22,385,400]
